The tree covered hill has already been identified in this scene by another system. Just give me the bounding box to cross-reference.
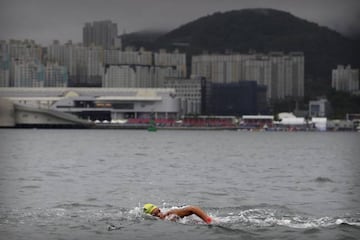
[123,9,359,98]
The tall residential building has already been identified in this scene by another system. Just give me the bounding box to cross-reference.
[83,20,118,49]
[0,39,43,62]
[192,52,304,100]
[103,65,136,88]
[0,52,10,87]
[104,47,152,65]
[10,58,44,87]
[332,65,359,92]
[154,49,187,77]
[0,67,9,87]
[47,41,103,87]
[102,49,187,88]
[44,63,68,87]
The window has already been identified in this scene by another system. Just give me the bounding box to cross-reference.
[112,103,134,109]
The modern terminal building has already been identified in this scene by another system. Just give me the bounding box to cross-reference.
[202,81,268,116]
[0,87,179,127]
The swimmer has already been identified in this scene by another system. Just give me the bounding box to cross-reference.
[143,203,212,224]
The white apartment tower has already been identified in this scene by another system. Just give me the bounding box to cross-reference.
[48,41,104,86]
[192,52,304,100]
[154,49,187,77]
[104,47,153,65]
[10,59,44,87]
[0,39,43,61]
[103,65,136,88]
[332,65,359,92]
[103,49,186,88]
[44,63,68,87]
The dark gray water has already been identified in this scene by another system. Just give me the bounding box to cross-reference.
[0,129,359,239]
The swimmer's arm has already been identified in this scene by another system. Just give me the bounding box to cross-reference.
[164,206,211,223]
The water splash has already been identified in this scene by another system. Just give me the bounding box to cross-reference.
[132,205,360,229]
[210,207,360,229]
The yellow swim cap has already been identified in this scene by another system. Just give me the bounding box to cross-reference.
[143,203,158,215]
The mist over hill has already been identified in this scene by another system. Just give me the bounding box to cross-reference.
[123,9,359,98]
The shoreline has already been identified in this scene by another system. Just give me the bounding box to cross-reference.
[1,124,358,132]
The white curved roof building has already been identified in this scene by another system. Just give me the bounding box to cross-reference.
[0,87,179,122]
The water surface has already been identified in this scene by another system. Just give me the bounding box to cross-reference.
[0,129,359,239]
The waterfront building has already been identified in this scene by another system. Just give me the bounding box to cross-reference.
[332,65,359,92]
[0,87,179,122]
[241,115,274,129]
[192,52,304,100]
[164,76,204,115]
[202,81,267,116]
[83,20,118,49]
[309,99,331,117]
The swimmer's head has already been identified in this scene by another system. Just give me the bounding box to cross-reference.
[143,203,158,215]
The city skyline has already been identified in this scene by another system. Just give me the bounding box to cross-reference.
[0,0,359,46]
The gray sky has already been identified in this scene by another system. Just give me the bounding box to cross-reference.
[0,0,359,46]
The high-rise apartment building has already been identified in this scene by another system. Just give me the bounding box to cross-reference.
[48,41,103,87]
[154,49,187,77]
[192,52,304,100]
[8,58,67,88]
[332,65,359,92]
[104,47,152,65]
[103,65,136,88]
[10,59,44,87]
[44,63,68,87]
[83,20,118,49]
[0,39,43,62]
[0,66,9,87]
[0,51,10,87]
[103,49,186,88]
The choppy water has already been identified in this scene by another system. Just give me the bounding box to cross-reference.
[0,129,359,239]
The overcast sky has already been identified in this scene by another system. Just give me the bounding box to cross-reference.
[0,0,359,46]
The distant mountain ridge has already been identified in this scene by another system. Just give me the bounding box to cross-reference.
[123,9,359,97]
